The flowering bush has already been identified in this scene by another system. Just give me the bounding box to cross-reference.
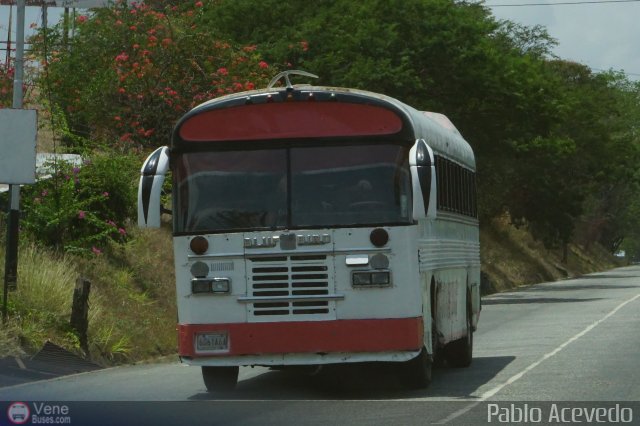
[30,0,274,150]
[0,66,32,108]
[20,152,139,254]
[0,67,15,107]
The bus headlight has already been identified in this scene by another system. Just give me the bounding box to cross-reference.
[352,272,372,286]
[352,271,391,287]
[191,278,231,294]
[190,261,209,278]
[371,271,391,285]
[212,278,231,293]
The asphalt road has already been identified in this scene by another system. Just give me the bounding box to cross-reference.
[1,266,639,425]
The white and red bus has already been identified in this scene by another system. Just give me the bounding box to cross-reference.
[138,72,480,391]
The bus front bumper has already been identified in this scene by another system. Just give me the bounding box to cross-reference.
[178,317,423,365]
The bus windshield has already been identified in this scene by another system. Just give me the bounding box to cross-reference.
[174,143,412,233]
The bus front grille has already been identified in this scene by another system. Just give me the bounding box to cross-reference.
[247,255,335,319]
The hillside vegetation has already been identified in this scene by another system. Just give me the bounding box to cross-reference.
[0,0,637,363]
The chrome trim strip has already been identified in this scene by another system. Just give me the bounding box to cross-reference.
[333,248,391,254]
[189,248,392,260]
[188,252,244,260]
[181,349,420,366]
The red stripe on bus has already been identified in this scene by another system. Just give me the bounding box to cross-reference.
[178,317,423,357]
[179,102,403,142]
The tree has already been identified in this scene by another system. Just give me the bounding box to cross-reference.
[30,0,274,151]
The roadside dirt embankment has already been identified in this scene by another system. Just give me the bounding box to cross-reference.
[480,215,621,294]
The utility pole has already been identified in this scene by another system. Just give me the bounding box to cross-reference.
[62,6,69,49]
[6,4,12,69]
[42,2,48,31]
[3,0,26,323]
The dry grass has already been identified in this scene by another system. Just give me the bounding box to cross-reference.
[480,214,619,294]
[0,227,177,365]
[72,224,177,364]
[0,243,79,354]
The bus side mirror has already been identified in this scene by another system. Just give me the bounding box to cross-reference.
[409,139,437,220]
[138,146,170,228]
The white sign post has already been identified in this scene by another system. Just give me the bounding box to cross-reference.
[2,0,30,323]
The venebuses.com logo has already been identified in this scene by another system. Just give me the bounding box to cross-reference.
[6,402,30,425]
[5,402,72,425]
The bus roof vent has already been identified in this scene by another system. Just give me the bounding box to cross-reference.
[267,70,319,91]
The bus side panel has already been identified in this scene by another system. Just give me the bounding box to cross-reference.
[418,216,480,345]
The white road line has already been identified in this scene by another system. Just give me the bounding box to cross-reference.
[433,292,640,424]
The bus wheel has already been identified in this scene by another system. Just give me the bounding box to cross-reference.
[202,366,239,392]
[399,347,432,389]
[444,306,473,368]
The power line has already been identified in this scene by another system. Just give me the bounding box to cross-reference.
[487,0,640,7]
[591,67,640,77]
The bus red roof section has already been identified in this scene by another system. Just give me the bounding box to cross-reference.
[178,102,403,142]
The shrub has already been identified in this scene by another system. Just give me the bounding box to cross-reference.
[0,67,15,107]
[20,151,139,254]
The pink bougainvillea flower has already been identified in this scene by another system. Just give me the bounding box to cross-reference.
[78,210,86,219]
[92,246,102,255]
[195,1,204,7]
[217,67,228,76]
[118,228,127,236]
[258,61,268,69]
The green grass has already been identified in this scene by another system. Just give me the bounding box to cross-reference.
[0,243,78,354]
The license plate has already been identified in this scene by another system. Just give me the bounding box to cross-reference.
[195,331,229,353]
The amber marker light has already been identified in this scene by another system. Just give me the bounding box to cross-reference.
[370,228,389,247]
[190,236,209,255]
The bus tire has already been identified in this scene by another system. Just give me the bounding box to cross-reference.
[400,347,432,389]
[202,366,239,392]
[444,304,473,368]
